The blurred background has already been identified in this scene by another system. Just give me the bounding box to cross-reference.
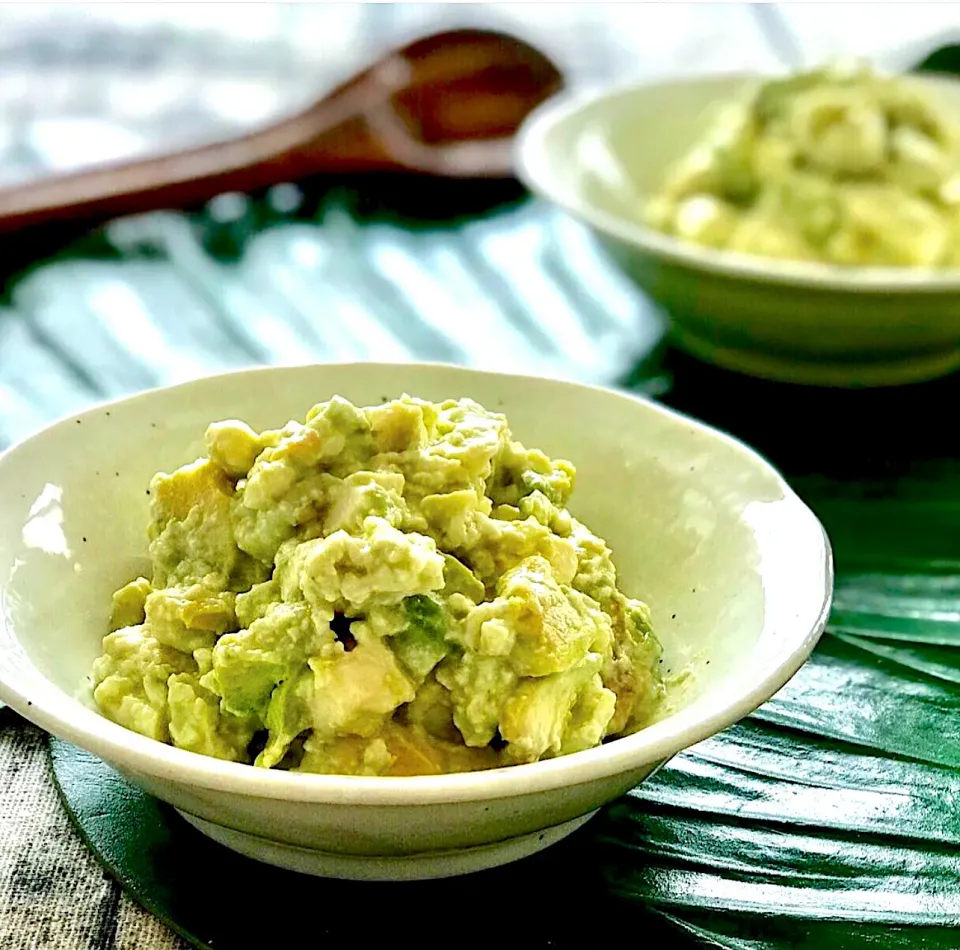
[3,2,958,189]
[1,1,960,453]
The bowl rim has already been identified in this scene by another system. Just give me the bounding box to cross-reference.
[514,70,960,293]
[0,361,834,805]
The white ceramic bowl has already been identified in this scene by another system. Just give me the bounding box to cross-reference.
[516,72,960,387]
[0,363,832,880]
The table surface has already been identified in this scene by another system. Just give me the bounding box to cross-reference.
[2,5,959,948]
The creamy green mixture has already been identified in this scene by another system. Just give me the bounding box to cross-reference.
[645,63,960,267]
[91,395,664,776]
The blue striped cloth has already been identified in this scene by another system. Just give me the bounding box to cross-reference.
[0,196,667,448]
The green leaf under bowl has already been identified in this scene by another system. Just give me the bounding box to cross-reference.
[609,466,960,946]
[6,147,957,949]
[47,466,960,949]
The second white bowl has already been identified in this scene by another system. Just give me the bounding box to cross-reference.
[516,72,960,387]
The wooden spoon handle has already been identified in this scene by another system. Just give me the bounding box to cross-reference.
[0,68,404,234]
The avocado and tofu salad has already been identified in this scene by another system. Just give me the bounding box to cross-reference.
[91,395,665,776]
[645,62,960,267]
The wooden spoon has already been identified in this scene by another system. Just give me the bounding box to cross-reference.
[0,28,564,236]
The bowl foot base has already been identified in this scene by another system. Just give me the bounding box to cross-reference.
[672,326,960,387]
[175,809,598,881]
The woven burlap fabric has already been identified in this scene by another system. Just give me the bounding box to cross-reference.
[0,708,186,950]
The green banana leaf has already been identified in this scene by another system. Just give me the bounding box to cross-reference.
[46,466,960,950]
[5,172,959,947]
[611,449,960,944]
